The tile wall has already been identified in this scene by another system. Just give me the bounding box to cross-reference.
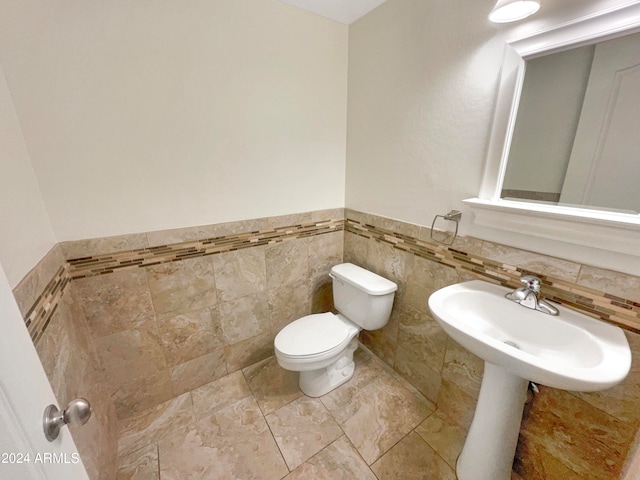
[12,245,119,480]
[12,206,640,479]
[11,209,342,480]
[344,208,640,480]
[66,211,344,420]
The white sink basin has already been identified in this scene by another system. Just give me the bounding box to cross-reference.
[428,280,630,392]
[428,279,632,480]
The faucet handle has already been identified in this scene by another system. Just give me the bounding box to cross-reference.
[520,275,541,292]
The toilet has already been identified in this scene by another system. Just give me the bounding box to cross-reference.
[274,263,397,397]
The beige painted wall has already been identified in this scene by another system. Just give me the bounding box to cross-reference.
[1,0,637,285]
[0,0,348,241]
[346,0,503,226]
[0,65,57,287]
[345,0,639,274]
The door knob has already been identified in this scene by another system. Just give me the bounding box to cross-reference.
[43,398,92,441]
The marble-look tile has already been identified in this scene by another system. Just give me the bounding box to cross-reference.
[118,392,195,458]
[60,354,118,480]
[158,396,288,480]
[419,225,456,246]
[284,435,376,480]
[358,302,399,367]
[514,435,585,480]
[212,247,267,302]
[266,396,343,470]
[520,386,633,479]
[66,286,102,366]
[322,371,433,464]
[12,244,65,317]
[210,217,270,237]
[480,242,581,282]
[310,208,344,223]
[35,298,75,402]
[397,304,447,374]
[440,338,484,399]
[111,369,174,420]
[308,231,343,284]
[95,325,166,384]
[61,233,148,260]
[347,210,420,239]
[146,256,217,315]
[367,239,407,287]
[310,275,334,315]
[416,227,484,256]
[146,224,217,247]
[372,214,422,239]
[190,371,253,419]
[435,380,478,430]
[319,348,390,419]
[116,444,159,480]
[156,306,223,366]
[265,238,309,289]
[267,212,313,229]
[371,431,456,480]
[268,283,310,333]
[75,269,155,338]
[72,375,119,480]
[577,265,640,303]
[415,411,467,468]
[218,293,270,345]
[451,235,485,256]
[224,332,274,372]
[242,356,303,416]
[572,331,640,424]
[343,232,374,273]
[344,209,371,225]
[169,349,227,395]
[403,254,459,313]
[450,235,485,257]
[34,287,119,480]
[394,344,442,404]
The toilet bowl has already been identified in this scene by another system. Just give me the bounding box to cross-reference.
[274,263,397,397]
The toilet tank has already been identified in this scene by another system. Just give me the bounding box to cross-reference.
[330,263,397,330]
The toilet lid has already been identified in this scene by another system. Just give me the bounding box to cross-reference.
[275,313,358,357]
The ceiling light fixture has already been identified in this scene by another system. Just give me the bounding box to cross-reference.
[489,0,540,23]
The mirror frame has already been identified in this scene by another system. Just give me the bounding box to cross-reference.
[465,2,640,257]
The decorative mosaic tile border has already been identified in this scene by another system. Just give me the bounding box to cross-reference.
[68,218,343,279]
[24,218,343,341]
[24,264,71,343]
[23,213,640,342]
[345,218,640,334]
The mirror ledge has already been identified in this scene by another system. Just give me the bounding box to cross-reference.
[464,197,640,257]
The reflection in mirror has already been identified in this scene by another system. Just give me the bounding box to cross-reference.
[501,31,640,214]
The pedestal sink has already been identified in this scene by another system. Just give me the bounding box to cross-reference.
[428,280,631,480]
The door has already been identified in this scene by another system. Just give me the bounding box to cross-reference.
[0,263,88,480]
[560,31,640,212]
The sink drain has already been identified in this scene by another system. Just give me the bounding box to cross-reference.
[503,340,520,349]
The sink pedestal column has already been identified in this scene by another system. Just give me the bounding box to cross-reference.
[456,362,529,480]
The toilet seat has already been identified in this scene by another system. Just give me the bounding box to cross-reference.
[274,313,359,359]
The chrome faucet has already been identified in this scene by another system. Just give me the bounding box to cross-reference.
[505,275,559,315]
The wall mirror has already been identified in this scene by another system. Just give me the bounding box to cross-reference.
[502,31,640,214]
[465,2,640,257]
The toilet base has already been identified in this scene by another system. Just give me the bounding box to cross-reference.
[298,338,358,397]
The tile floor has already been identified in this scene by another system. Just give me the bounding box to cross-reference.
[115,346,467,479]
